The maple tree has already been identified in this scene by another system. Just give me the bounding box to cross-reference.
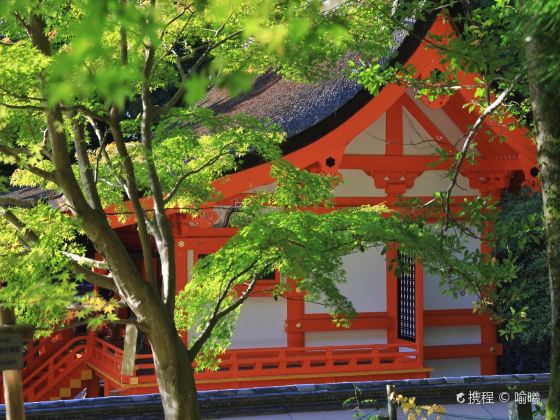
[0,1,541,419]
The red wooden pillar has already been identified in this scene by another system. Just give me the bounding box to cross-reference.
[175,241,188,294]
[479,191,500,375]
[480,323,497,374]
[286,279,305,347]
[87,370,100,398]
[415,260,424,367]
[104,379,112,397]
[175,238,190,346]
[386,244,398,344]
[386,101,403,156]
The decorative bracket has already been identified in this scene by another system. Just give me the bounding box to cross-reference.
[368,170,422,196]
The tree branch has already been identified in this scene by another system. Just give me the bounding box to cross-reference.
[188,260,260,357]
[139,16,177,314]
[60,251,108,270]
[0,102,45,111]
[69,114,104,211]
[156,29,243,116]
[0,143,56,182]
[69,262,118,293]
[63,105,110,125]
[108,108,158,287]
[441,75,521,230]
[163,150,230,205]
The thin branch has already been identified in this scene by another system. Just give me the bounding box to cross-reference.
[156,29,243,116]
[69,263,118,293]
[86,117,110,184]
[44,317,142,335]
[60,251,108,270]
[188,259,260,357]
[158,5,192,43]
[13,12,31,35]
[69,114,104,211]
[119,0,128,66]
[0,85,45,102]
[0,102,45,111]
[189,272,259,358]
[0,143,56,181]
[163,150,229,205]
[441,75,521,230]
[1,207,118,292]
[63,105,110,125]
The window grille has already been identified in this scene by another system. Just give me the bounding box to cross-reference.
[397,252,416,342]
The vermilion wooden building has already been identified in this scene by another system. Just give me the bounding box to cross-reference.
[11,15,538,402]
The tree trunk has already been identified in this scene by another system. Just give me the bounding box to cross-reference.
[524,26,560,420]
[0,307,25,420]
[148,313,201,420]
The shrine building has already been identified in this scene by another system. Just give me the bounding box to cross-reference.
[8,14,538,402]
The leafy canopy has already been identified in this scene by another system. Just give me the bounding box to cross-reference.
[0,0,533,363]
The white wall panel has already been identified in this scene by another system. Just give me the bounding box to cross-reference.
[424,234,480,310]
[229,297,287,349]
[305,329,387,347]
[403,108,436,156]
[424,326,481,346]
[305,247,387,313]
[407,91,467,151]
[345,113,386,155]
[424,357,481,377]
[404,170,479,197]
[333,169,386,197]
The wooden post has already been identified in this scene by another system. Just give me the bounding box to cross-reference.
[0,307,25,420]
[121,324,138,376]
[386,384,397,420]
[508,399,533,420]
[86,370,100,398]
[286,279,305,347]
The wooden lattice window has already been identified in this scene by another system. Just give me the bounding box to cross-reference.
[397,252,416,342]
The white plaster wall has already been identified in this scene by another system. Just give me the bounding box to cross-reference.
[424,326,481,346]
[424,233,480,310]
[229,297,287,349]
[403,108,436,156]
[424,357,481,377]
[333,169,386,197]
[345,113,386,155]
[305,329,387,347]
[403,170,479,197]
[305,247,387,314]
[407,91,466,150]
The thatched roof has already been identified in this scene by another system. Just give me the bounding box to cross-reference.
[200,70,362,138]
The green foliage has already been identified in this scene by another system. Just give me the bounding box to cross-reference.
[0,204,80,333]
[494,189,549,343]
[0,0,541,383]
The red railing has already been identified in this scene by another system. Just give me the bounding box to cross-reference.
[23,336,91,401]
[198,344,420,380]
[87,340,420,386]
[18,334,421,401]
[23,331,73,374]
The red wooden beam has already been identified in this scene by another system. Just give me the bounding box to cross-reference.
[341,154,522,173]
[424,309,493,327]
[425,343,503,360]
[285,312,391,333]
